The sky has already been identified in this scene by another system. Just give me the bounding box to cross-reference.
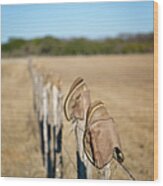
[1,1,154,43]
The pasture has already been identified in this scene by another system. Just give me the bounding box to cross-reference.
[1,54,154,180]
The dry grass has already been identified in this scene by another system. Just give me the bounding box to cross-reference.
[1,54,154,180]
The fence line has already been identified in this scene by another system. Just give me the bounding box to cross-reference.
[28,60,63,178]
[28,60,132,180]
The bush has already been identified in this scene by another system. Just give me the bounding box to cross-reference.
[1,33,154,57]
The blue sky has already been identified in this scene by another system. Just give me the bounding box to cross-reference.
[1,1,154,43]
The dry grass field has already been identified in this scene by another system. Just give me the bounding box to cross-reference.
[1,54,154,180]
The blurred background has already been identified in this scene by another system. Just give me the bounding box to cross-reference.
[2,2,154,57]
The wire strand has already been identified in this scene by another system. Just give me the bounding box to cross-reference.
[118,162,136,180]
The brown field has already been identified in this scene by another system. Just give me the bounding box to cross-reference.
[1,54,154,180]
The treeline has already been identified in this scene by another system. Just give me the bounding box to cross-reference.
[2,33,153,57]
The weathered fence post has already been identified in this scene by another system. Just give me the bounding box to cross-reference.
[74,90,92,179]
[37,74,44,122]
[63,77,93,179]
[52,84,63,178]
[42,81,49,174]
[28,60,39,113]
[48,85,55,178]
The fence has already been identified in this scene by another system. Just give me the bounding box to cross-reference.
[28,60,63,178]
[28,59,134,180]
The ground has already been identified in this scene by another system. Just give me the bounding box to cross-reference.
[1,54,154,180]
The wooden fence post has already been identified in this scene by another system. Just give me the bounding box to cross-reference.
[48,85,55,178]
[52,84,63,178]
[28,60,38,113]
[42,83,49,173]
[37,74,44,122]
[33,71,40,116]
[74,90,92,179]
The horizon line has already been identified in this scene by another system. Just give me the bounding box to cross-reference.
[2,31,154,44]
